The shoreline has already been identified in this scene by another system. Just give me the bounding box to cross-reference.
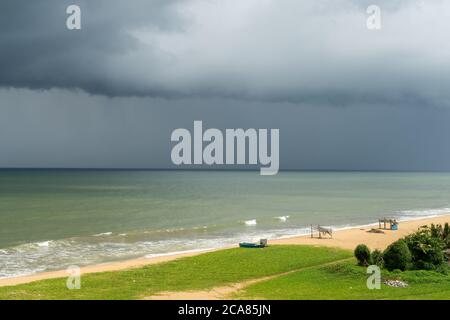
[1,214,449,287]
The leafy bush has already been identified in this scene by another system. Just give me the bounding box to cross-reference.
[371,249,384,267]
[445,248,450,262]
[354,244,371,266]
[404,227,445,270]
[444,223,450,238]
[443,223,450,249]
[383,239,411,271]
[429,223,450,249]
[430,223,441,239]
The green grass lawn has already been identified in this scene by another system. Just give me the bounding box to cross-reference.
[0,245,351,300]
[1,244,448,300]
[236,261,450,300]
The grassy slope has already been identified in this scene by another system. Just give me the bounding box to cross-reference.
[0,245,351,300]
[236,262,450,300]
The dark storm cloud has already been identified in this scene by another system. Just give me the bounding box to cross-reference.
[1,0,449,106]
[2,88,450,170]
[0,0,185,96]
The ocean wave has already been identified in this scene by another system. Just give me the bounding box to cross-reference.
[244,219,257,226]
[276,216,290,222]
[397,207,450,218]
[164,227,185,233]
[93,232,113,237]
[36,240,53,247]
[192,225,209,231]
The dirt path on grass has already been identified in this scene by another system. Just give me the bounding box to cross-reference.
[144,258,352,300]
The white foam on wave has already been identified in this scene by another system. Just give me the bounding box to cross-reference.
[276,216,290,222]
[93,232,113,237]
[397,207,450,219]
[244,219,257,226]
[193,225,209,230]
[164,227,185,233]
[36,241,52,247]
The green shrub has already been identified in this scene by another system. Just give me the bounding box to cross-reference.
[371,249,384,267]
[429,223,450,249]
[404,228,445,270]
[430,224,441,239]
[383,239,411,271]
[443,223,450,239]
[354,244,371,266]
[444,223,450,249]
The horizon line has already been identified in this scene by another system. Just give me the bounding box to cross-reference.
[0,168,450,173]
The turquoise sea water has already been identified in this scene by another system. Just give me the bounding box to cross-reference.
[1,170,450,278]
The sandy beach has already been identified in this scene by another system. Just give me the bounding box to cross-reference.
[1,214,449,288]
[272,215,450,250]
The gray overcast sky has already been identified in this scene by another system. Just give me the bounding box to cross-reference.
[1,0,450,170]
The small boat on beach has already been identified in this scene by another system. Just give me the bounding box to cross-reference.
[239,239,267,248]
